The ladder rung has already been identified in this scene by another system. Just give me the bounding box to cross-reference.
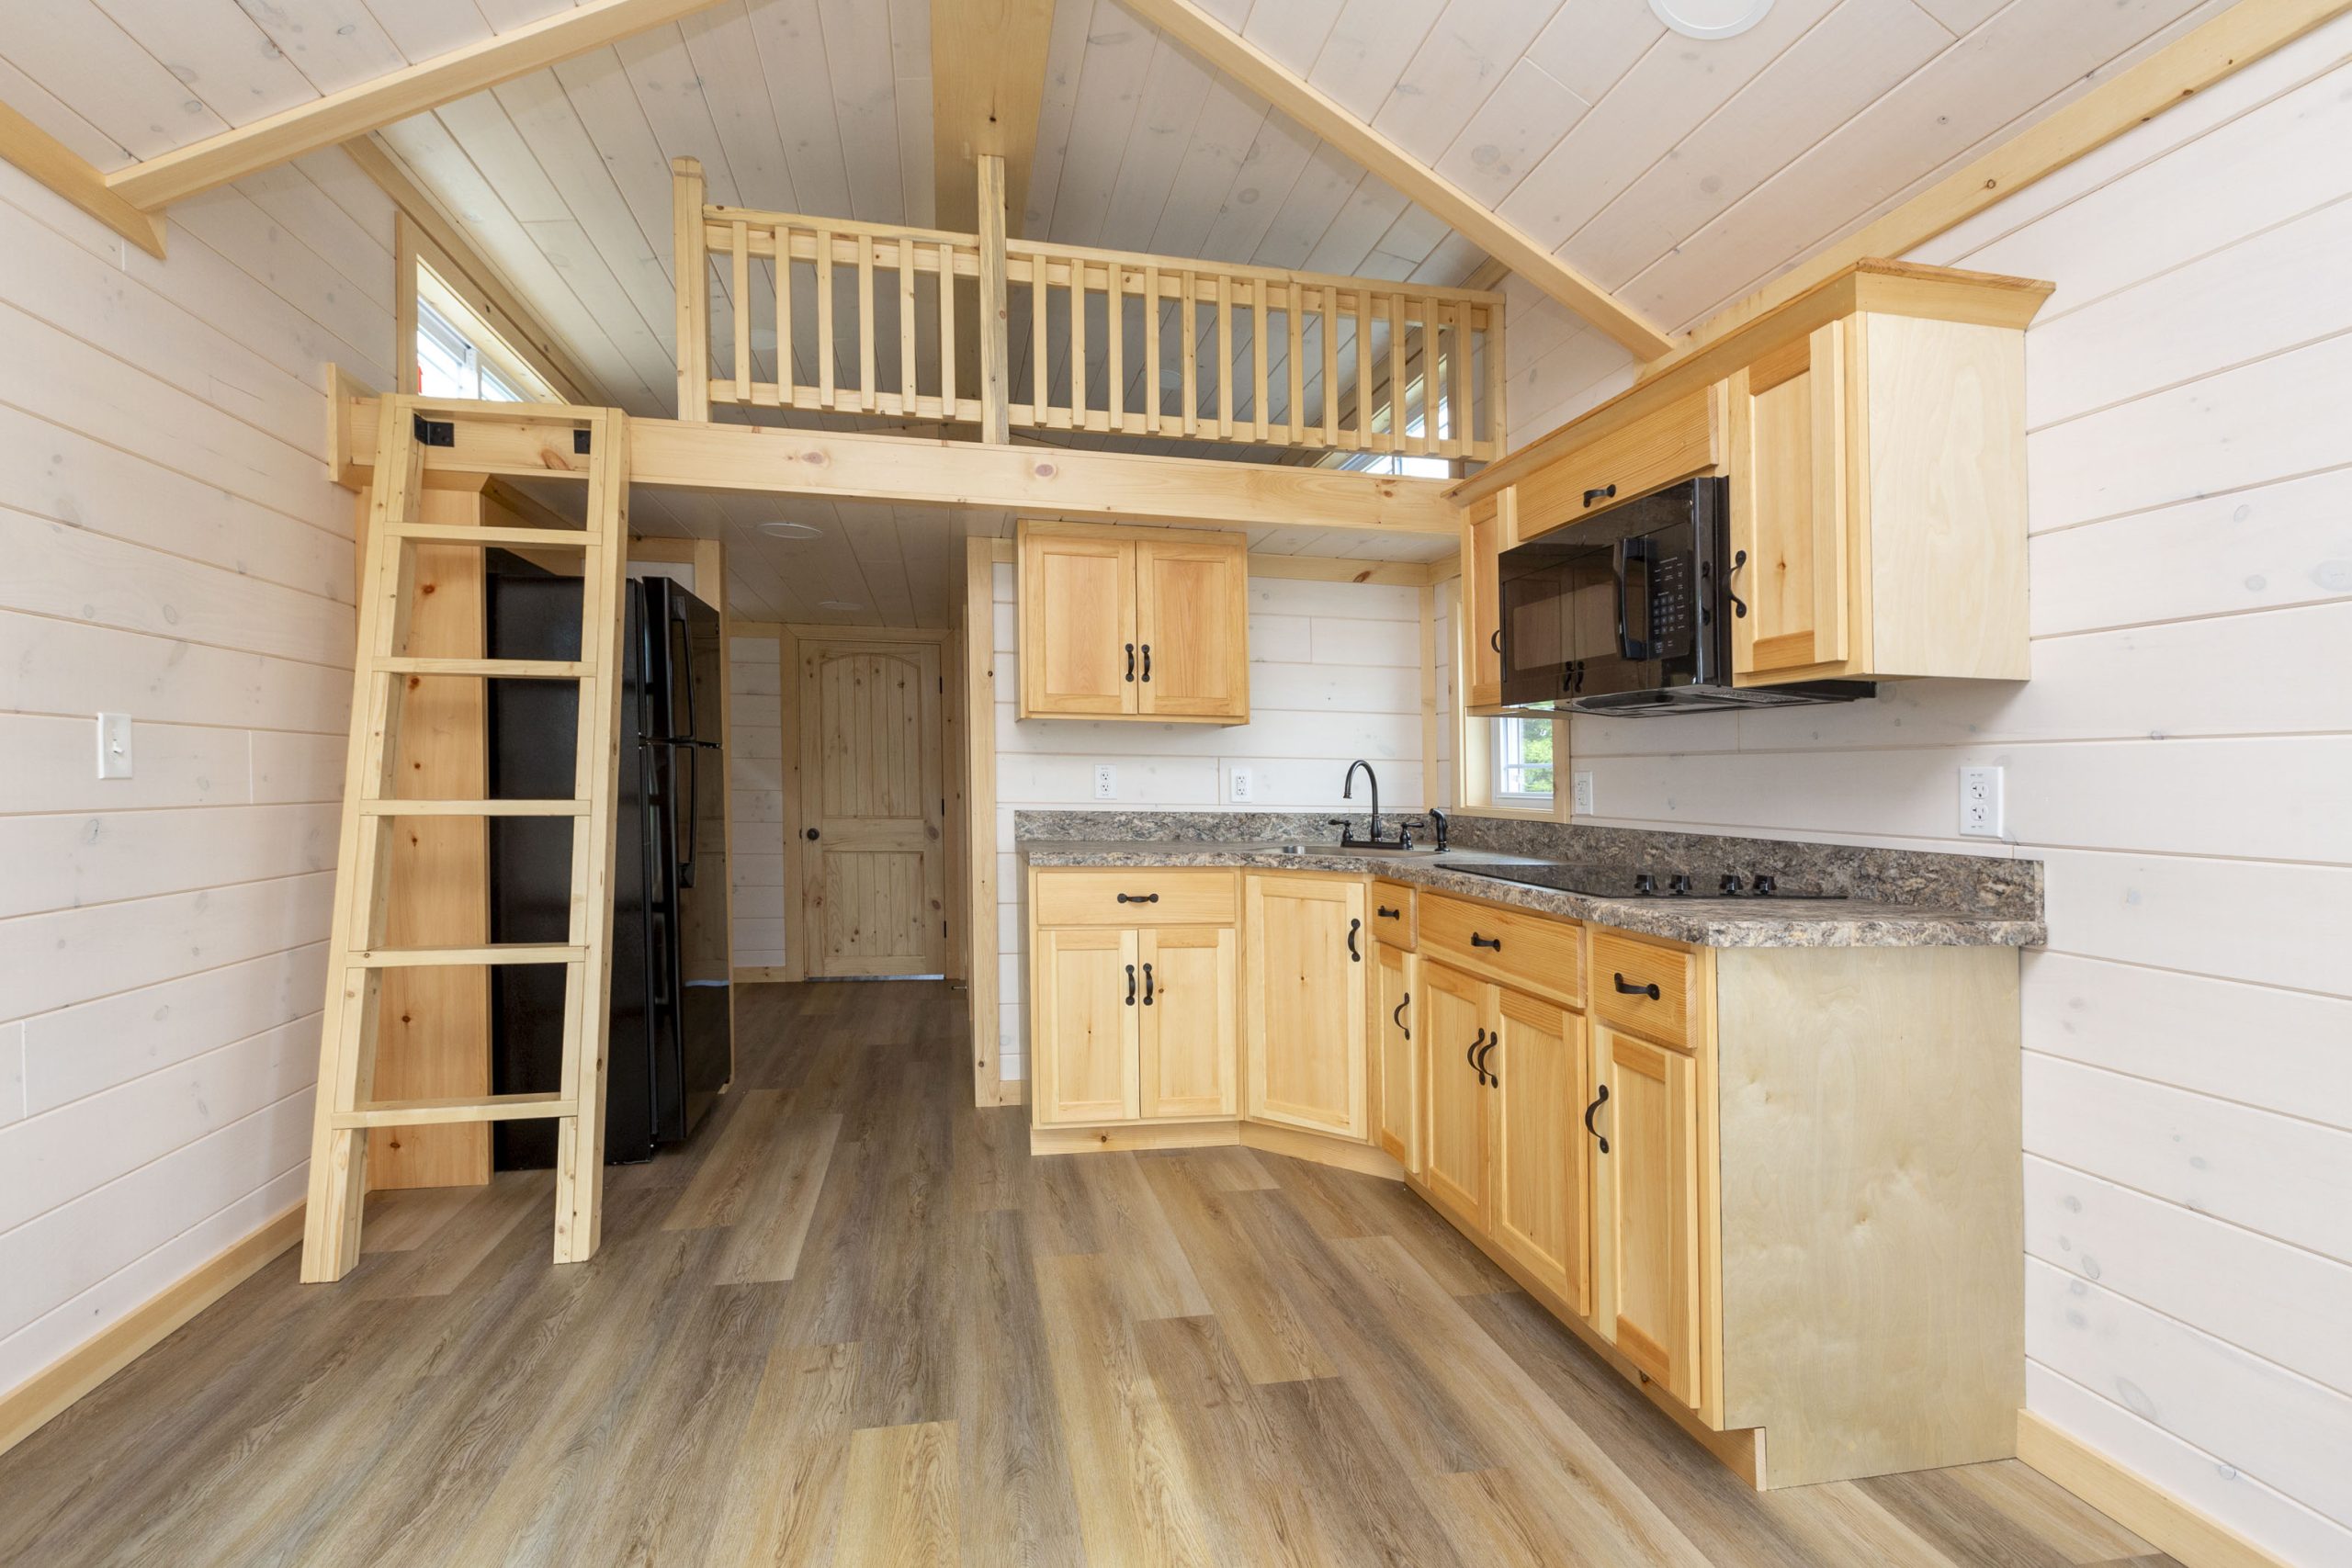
[360,798,591,818]
[332,1093,576,1129]
[386,522,595,549]
[377,657,588,679]
[350,943,584,967]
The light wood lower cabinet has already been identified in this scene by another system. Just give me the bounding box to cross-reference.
[1491,989,1590,1315]
[1590,1025,1701,1407]
[1419,960,1490,1227]
[1138,926,1238,1119]
[1244,872,1368,1138]
[1370,940,1418,1173]
[1033,926,1141,1125]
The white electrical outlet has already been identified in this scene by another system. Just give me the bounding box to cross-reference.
[1228,766,1253,803]
[1092,762,1117,800]
[96,713,132,779]
[1570,771,1595,816]
[1959,765,2005,839]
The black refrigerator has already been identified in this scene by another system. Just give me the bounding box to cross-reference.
[483,558,732,1167]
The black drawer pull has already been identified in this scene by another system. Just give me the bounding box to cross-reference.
[1125,642,1136,682]
[1376,905,1401,920]
[1393,994,1409,1040]
[1347,918,1362,962]
[1584,1084,1611,1153]
[1125,964,1136,1006]
[1474,1034,1498,1088]
[1584,483,1617,507]
[1141,643,1151,682]
[1470,931,1501,951]
[1612,972,1660,1000]
[1489,627,1502,652]
[1115,892,1160,904]
[1142,962,1154,1006]
[1466,1028,1489,1086]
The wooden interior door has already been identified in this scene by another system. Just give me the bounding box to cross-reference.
[1138,925,1237,1119]
[1134,535,1249,719]
[1419,960,1491,1228]
[1242,873,1367,1138]
[1372,942,1418,1173]
[1020,530,1135,716]
[1490,988,1589,1314]
[797,637,946,976]
[1034,927,1139,1124]
[1727,322,1850,681]
[1463,489,1508,708]
[1592,1026,1702,1405]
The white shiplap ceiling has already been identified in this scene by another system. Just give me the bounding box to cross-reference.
[1,0,2230,624]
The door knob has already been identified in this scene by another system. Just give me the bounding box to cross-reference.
[804,828,820,840]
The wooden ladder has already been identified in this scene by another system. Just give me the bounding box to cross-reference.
[300,395,631,1282]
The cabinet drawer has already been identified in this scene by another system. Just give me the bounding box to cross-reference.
[1035,868,1238,927]
[1590,928,1696,1047]
[1369,879,1417,949]
[1419,894,1582,1007]
[1516,389,1717,542]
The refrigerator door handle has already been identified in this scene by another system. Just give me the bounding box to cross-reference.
[676,742,699,889]
[673,611,698,743]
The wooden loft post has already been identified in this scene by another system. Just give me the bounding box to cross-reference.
[673,156,710,423]
[976,153,1011,445]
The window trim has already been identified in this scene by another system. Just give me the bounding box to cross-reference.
[1446,575,1574,822]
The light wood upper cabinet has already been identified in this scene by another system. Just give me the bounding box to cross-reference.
[1462,490,1508,710]
[1371,940,1418,1175]
[1726,329,1849,677]
[1490,988,1590,1315]
[1419,959,1492,1230]
[1243,872,1368,1139]
[1591,1025,1702,1408]
[1139,926,1238,1119]
[1033,926,1140,1125]
[1017,520,1250,723]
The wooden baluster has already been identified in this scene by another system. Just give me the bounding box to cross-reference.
[1483,298,1507,461]
[1069,257,1087,430]
[1433,300,1455,459]
[1451,298,1474,462]
[1286,278,1304,446]
[899,239,918,416]
[671,156,707,422]
[817,226,836,410]
[729,220,751,404]
[1144,263,1162,435]
[1251,276,1270,443]
[1216,274,1233,439]
[857,231,876,413]
[1030,257,1046,426]
[938,240,957,419]
[1422,297,1444,457]
[1353,286,1371,451]
[1181,272,1198,438]
[1321,286,1339,447]
[977,152,1010,442]
[1106,259,1125,433]
[1386,293,1406,454]
[775,225,794,409]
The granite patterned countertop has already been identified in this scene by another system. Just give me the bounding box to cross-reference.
[1017,834,2046,949]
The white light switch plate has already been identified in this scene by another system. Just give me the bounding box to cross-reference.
[1959,765,2004,838]
[96,713,132,778]
[1092,763,1117,800]
[1570,771,1595,815]
[1228,766,1253,803]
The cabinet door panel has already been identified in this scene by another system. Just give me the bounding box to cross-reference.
[1419,960,1493,1230]
[1243,874,1368,1138]
[1022,534,1135,716]
[1463,491,1507,709]
[1140,926,1237,1119]
[1135,537,1249,720]
[1372,942,1418,1173]
[1034,927,1139,1124]
[1491,989,1589,1314]
[1592,1027,1702,1405]
[1728,322,1849,681]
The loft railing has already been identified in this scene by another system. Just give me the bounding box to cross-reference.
[671,156,1505,463]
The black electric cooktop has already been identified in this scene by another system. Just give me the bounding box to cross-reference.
[1459,863,1851,901]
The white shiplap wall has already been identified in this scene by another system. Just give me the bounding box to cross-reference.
[729,631,786,969]
[1546,28,2352,1562]
[0,150,391,1403]
[991,564,1425,1082]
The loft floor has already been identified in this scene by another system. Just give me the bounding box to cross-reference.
[0,982,2169,1567]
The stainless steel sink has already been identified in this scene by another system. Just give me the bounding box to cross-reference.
[1292,843,1442,858]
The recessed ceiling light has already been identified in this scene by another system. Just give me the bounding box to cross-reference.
[758,521,823,538]
[818,600,864,612]
[1649,0,1773,39]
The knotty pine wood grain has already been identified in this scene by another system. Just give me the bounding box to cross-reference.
[0,981,2172,1568]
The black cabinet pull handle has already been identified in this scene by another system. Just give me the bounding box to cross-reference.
[1612,972,1661,1000]
[1466,1028,1488,1086]
[805,827,820,840]
[1115,892,1160,904]
[1376,905,1401,919]
[1584,1083,1611,1153]
[1140,643,1151,682]
[1474,1034,1498,1088]
[1728,549,1749,619]
[1393,993,1409,1039]
[1125,642,1136,682]
[1489,627,1502,652]
[1347,918,1362,962]
[1142,962,1154,1006]
[1125,964,1136,1006]
[1470,931,1501,951]
[1584,483,1617,507]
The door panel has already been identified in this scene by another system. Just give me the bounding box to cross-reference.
[797,638,945,976]
[1419,960,1493,1230]
[1491,989,1589,1314]
[1592,1027,1702,1406]
[1034,927,1139,1124]
[1139,926,1237,1119]
[1242,874,1368,1138]
[1021,534,1135,716]
[1135,536,1248,719]
[1728,322,1849,680]
[1372,942,1419,1173]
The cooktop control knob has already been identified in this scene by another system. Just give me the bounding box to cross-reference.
[1668,873,1694,897]
[1719,873,1745,895]
[1634,871,1657,896]
[1754,874,1779,897]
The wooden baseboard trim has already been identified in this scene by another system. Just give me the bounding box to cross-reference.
[1031,1120,1242,1155]
[732,965,796,983]
[2017,1411,2290,1568]
[1239,1120,1404,1179]
[0,1201,304,1461]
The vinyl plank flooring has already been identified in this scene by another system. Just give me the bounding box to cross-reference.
[0,981,2175,1568]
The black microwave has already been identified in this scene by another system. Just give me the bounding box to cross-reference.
[1493,478,1872,715]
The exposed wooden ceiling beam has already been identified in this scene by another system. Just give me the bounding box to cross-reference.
[105,0,734,211]
[0,98,165,256]
[1116,0,1673,360]
[931,0,1058,235]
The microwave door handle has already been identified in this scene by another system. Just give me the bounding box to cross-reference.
[1612,538,1658,662]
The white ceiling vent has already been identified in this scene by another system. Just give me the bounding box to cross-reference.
[1648,0,1774,39]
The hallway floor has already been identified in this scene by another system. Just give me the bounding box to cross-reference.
[0,981,2175,1566]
